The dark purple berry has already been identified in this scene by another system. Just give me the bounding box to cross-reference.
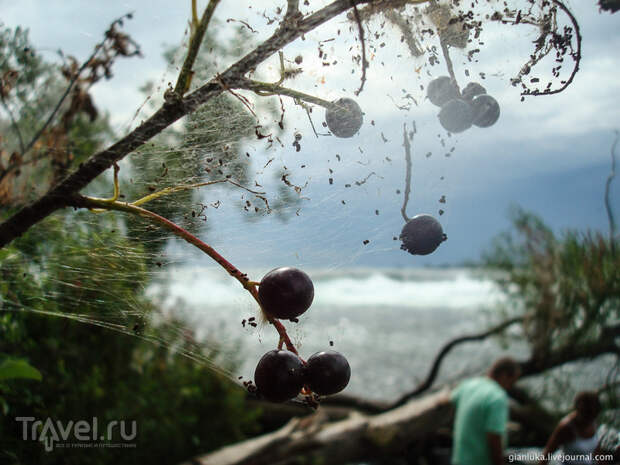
[400,214,446,255]
[461,82,486,101]
[438,99,473,133]
[258,267,314,319]
[471,94,500,128]
[427,76,460,107]
[254,350,304,402]
[305,351,351,396]
[325,98,363,138]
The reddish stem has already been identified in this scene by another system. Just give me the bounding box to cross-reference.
[143,209,299,354]
[76,195,299,354]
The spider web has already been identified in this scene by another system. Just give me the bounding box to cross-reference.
[1,0,602,405]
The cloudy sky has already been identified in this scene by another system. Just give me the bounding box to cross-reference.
[2,0,619,268]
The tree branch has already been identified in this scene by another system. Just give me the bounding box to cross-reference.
[284,0,300,19]
[349,0,368,96]
[520,330,619,377]
[389,316,522,408]
[0,0,382,249]
[174,0,221,95]
[239,78,338,109]
[24,13,136,155]
[521,0,582,97]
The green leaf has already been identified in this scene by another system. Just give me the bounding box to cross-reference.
[0,359,42,381]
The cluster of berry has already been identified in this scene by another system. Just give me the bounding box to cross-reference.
[428,76,500,133]
[254,267,351,402]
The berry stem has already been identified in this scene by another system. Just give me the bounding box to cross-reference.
[439,36,459,94]
[239,78,340,111]
[401,122,415,223]
[73,194,299,354]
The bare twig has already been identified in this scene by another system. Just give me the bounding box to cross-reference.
[0,96,25,154]
[24,47,100,155]
[174,0,222,95]
[240,78,338,110]
[0,152,49,186]
[521,0,582,97]
[285,0,300,18]
[606,130,619,254]
[215,75,258,117]
[24,13,136,155]
[400,122,415,223]
[350,0,368,96]
[439,37,459,93]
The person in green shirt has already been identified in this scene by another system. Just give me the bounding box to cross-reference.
[451,357,521,465]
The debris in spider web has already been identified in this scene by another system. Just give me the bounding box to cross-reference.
[255,126,272,140]
[388,94,412,111]
[281,173,307,195]
[226,18,258,33]
[354,171,382,186]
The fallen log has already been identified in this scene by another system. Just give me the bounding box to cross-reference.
[181,389,453,465]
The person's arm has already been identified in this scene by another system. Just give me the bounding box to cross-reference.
[486,432,505,465]
[541,421,569,463]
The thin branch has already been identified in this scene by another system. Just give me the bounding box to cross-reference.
[24,60,95,154]
[350,0,368,96]
[605,130,618,253]
[400,122,414,223]
[285,0,300,18]
[131,179,266,207]
[0,0,382,249]
[23,13,135,155]
[0,96,25,154]
[174,0,222,95]
[389,317,522,408]
[0,152,50,186]
[439,37,459,93]
[71,194,299,355]
[215,74,258,117]
[239,78,338,110]
[521,0,582,97]
[519,331,620,377]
